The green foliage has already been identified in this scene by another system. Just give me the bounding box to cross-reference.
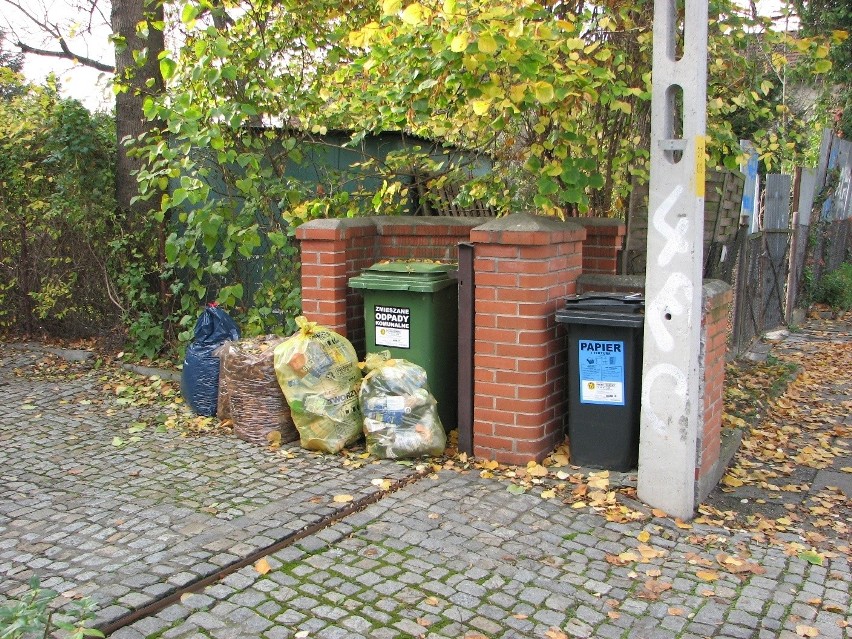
[793,0,851,139]
[0,576,104,639]
[134,0,378,338]
[331,0,653,216]
[0,29,24,101]
[133,0,843,348]
[813,263,852,311]
[0,79,120,336]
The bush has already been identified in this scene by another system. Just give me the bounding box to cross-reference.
[814,263,852,311]
[0,78,120,337]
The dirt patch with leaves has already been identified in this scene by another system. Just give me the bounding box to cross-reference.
[7,348,229,440]
[700,323,851,555]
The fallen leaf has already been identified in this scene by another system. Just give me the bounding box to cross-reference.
[545,629,569,639]
[608,611,621,619]
[512,613,528,619]
[668,607,685,616]
[637,579,672,600]
[416,617,431,627]
[588,471,610,489]
[507,484,527,495]
[795,625,819,637]
[294,631,309,639]
[540,489,556,499]
[697,570,720,582]
[526,461,549,477]
[637,530,651,543]
[255,558,271,575]
[333,494,354,503]
[798,550,824,566]
[684,552,714,567]
[551,453,570,466]
[716,552,765,575]
[722,474,744,487]
[638,544,667,560]
[371,478,393,491]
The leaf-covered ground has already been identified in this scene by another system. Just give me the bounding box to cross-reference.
[6,317,850,563]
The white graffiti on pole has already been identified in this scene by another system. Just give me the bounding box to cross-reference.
[646,272,693,353]
[646,184,693,435]
[652,184,689,267]
[642,362,688,436]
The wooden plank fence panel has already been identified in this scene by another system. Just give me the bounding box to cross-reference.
[762,174,791,330]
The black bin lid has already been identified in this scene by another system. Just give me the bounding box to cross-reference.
[556,292,645,328]
[562,292,644,313]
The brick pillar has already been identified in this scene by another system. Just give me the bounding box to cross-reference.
[696,280,733,501]
[295,219,377,344]
[470,213,586,465]
[575,218,626,275]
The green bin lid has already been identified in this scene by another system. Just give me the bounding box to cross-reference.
[349,261,458,293]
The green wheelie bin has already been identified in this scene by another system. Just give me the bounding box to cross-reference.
[349,261,458,429]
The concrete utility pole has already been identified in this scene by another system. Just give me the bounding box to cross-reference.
[638,0,709,519]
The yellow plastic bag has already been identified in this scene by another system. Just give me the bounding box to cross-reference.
[273,317,363,453]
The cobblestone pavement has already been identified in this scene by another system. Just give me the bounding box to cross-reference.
[2,317,852,639]
[112,468,851,639]
[0,344,419,628]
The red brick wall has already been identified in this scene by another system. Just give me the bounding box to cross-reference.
[574,219,626,275]
[297,215,731,496]
[697,283,733,492]
[468,214,586,465]
[296,217,482,355]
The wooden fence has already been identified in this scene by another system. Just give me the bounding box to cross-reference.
[625,130,852,358]
[729,132,852,356]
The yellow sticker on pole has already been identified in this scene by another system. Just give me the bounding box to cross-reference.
[695,136,707,198]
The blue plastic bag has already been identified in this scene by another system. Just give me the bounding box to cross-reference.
[181,304,240,416]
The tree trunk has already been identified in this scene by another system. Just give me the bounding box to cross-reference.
[111,0,164,220]
[111,0,170,314]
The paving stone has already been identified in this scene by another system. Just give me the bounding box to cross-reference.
[4,321,852,639]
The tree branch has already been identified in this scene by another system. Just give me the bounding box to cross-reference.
[15,39,114,73]
[2,0,114,73]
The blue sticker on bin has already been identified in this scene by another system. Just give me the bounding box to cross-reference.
[578,339,626,406]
